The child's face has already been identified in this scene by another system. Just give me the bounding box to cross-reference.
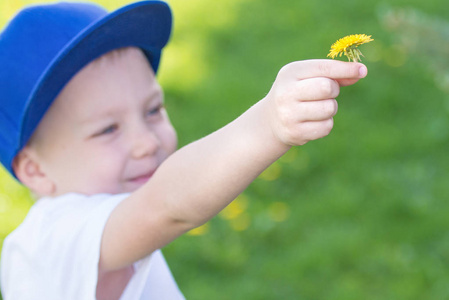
[25,47,178,196]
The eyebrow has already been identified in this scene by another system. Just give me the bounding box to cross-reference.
[79,89,163,125]
[78,108,120,126]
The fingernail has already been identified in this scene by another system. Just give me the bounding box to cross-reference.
[359,66,367,78]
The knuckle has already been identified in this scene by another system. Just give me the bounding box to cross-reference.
[331,81,341,98]
[319,78,340,98]
[332,100,338,116]
[319,79,333,96]
[324,99,338,116]
[278,61,296,77]
[319,79,339,98]
[278,65,289,77]
[322,118,334,134]
[322,102,333,116]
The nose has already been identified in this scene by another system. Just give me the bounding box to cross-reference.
[129,123,161,159]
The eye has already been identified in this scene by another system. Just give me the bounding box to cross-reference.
[94,124,118,136]
[146,104,164,118]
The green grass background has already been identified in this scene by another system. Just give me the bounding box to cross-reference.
[2,0,449,299]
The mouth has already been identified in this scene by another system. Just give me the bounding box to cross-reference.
[128,170,156,185]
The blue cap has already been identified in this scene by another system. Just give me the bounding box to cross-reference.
[0,1,172,177]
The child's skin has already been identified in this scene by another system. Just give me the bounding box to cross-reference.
[13,47,367,298]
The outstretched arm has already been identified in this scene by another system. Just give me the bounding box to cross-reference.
[99,59,367,271]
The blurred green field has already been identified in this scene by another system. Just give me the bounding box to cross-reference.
[2,0,449,299]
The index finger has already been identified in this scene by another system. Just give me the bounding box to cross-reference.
[282,59,367,81]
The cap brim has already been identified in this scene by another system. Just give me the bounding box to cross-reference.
[20,1,172,150]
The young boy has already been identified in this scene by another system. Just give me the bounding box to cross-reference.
[0,1,368,299]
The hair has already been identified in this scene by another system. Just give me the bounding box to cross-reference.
[90,47,145,68]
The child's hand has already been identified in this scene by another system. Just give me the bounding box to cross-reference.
[99,60,367,272]
[264,59,367,146]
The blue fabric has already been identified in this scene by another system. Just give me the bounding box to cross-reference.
[0,1,172,177]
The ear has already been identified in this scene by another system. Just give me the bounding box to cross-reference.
[12,147,56,196]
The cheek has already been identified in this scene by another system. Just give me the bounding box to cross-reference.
[155,116,178,155]
[58,144,123,180]
[159,111,177,151]
[162,124,178,155]
[36,141,78,176]
[69,150,126,194]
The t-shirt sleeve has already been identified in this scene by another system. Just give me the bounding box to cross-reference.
[1,193,128,300]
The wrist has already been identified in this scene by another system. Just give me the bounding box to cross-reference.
[245,97,292,156]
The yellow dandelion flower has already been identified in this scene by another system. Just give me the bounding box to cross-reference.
[327,34,374,62]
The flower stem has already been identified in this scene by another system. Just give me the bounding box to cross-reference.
[345,46,363,62]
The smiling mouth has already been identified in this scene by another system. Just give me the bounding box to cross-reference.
[129,171,155,184]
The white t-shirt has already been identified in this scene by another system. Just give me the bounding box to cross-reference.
[0,193,185,300]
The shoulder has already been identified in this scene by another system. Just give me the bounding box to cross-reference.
[0,193,132,299]
[3,193,130,253]
[38,192,129,219]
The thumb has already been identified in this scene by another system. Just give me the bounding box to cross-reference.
[337,64,367,86]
